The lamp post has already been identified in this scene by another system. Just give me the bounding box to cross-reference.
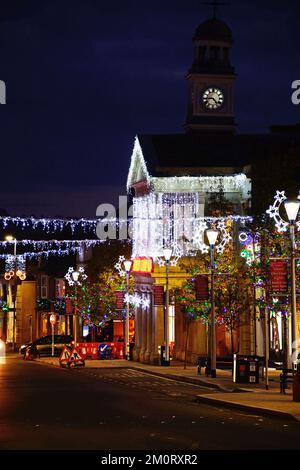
[284,200,300,365]
[64,266,88,347]
[50,313,56,357]
[5,236,17,351]
[71,270,80,347]
[123,260,132,360]
[206,228,219,378]
[163,248,172,366]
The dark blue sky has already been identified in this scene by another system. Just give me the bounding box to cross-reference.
[0,0,299,217]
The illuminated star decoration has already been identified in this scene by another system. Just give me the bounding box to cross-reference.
[64,266,88,286]
[124,293,150,310]
[193,220,232,254]
[266,190,289,233]
[193,221,209,254]
[156,242,183,267]
[114,255,126,277]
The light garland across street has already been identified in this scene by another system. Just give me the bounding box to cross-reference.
[0,215,128,233]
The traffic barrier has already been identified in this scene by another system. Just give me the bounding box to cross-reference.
[76,341,125,360]
[77,342,99,359]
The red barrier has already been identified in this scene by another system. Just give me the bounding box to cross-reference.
[78,342,99,359]
[77,342,125,360]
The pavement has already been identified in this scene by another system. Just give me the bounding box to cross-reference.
[28,354,300,422]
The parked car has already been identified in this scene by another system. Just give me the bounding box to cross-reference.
[19,335,73,357]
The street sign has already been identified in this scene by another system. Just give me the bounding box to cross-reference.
[69,347,85,365]
[270,260,288,292]
[59,346,71,366]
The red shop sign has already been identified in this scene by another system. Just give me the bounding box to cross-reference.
[131,257,154,274]
[116,291,125,309]
[194,275,209,301]
[154,285,164,306]
[270,260,288,293]
[65,298,73,314]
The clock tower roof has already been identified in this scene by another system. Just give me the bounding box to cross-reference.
[194,17,232,44]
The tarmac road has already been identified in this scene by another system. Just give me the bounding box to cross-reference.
[0,357,300,450]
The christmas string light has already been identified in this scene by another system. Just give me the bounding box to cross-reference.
[132,192,248,259]
[127,136,251,200]
[0,215,128,233]
[0,239,107,250]
[0,247,81,260]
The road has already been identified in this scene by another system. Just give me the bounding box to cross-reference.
[0,356,300,450]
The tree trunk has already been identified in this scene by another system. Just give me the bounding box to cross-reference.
[230,325,234,360]
[184,319,190,369]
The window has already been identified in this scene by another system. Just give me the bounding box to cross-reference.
[55,278,65,298]
[40,275,48,299]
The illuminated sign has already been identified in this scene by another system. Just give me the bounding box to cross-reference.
[131,257,153,274]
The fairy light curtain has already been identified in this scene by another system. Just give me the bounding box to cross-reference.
[132,192,202,259]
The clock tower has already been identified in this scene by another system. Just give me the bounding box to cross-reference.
[185,15,236,134]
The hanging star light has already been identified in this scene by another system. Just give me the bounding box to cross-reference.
[156,242,183,267]
[114,255,127,277]
[65,266,87,286]
[124,293,150,310]
[266,190,289,232]
[193,220,231,254]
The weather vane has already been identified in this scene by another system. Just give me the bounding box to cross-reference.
[201,0,230,19]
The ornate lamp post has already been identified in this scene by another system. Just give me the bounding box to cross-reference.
[284,200,300,363]
[65,267,87,347]
[206,228,219,378]
[4,236,26,351]
[123,259,132,360]
[163,247,172,366]
[267,191,300,368]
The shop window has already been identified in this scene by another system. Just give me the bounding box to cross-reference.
[40,275,48,299]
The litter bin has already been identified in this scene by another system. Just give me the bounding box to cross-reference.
[159,345,170,366]
[293,361,300,402]
[233,354,260,384]
[129,342,135,361]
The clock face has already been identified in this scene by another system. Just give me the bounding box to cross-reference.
[202,88,224,109]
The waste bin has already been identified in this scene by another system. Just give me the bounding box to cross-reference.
[293,361,300,402]
[159,345,170,366]
[129,342,135,361]
[233,354,260,384]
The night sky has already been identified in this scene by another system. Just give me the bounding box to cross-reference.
[0,0,299,217]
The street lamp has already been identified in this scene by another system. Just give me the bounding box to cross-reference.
[163,247,172,366]
[267,192,300,376]
[284,199,300,365]
[71,270,80,346]
[123,260,132,360]
[5,235,17,351]
[206,228,219,378]
[65,267,87,348]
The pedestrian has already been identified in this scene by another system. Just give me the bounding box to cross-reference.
[197,356,205,375]
[205,357,211,377]
[280,371,287,394]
